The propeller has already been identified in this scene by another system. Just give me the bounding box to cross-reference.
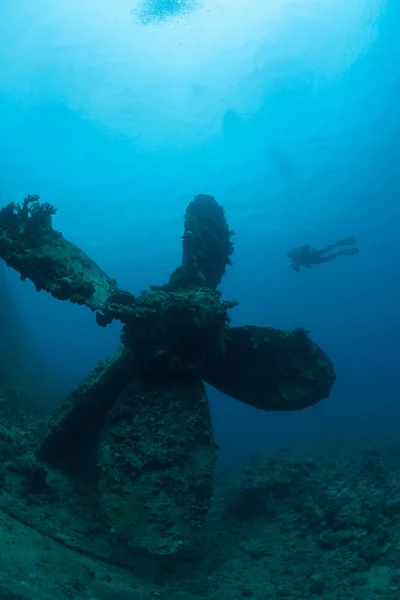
[0,192,335,554]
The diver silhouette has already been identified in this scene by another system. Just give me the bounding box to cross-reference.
[288,237,359,272]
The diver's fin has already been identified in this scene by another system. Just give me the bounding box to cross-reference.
[202,325,335,411]
[336,236,356,246]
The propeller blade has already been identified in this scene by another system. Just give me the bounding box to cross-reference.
[203,325,335,411]
[168,194,234,290]
[97,375,216,555]
[0,195,117,309]
[38,353,216,556]
[37,349,134,476]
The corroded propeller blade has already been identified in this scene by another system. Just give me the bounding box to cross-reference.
[0,195,116,309]
[168,194,234,290]
[97,375,216,555]
[203,325,335,411]
[37,349,134,476]
[38,354,216,556]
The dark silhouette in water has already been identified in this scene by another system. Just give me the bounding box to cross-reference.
[288,237,359,272]
[0,192,335,557]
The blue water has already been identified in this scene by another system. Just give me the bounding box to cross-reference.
[1,0,399,465]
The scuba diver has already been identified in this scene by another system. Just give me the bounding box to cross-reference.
[288,237,359,272]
